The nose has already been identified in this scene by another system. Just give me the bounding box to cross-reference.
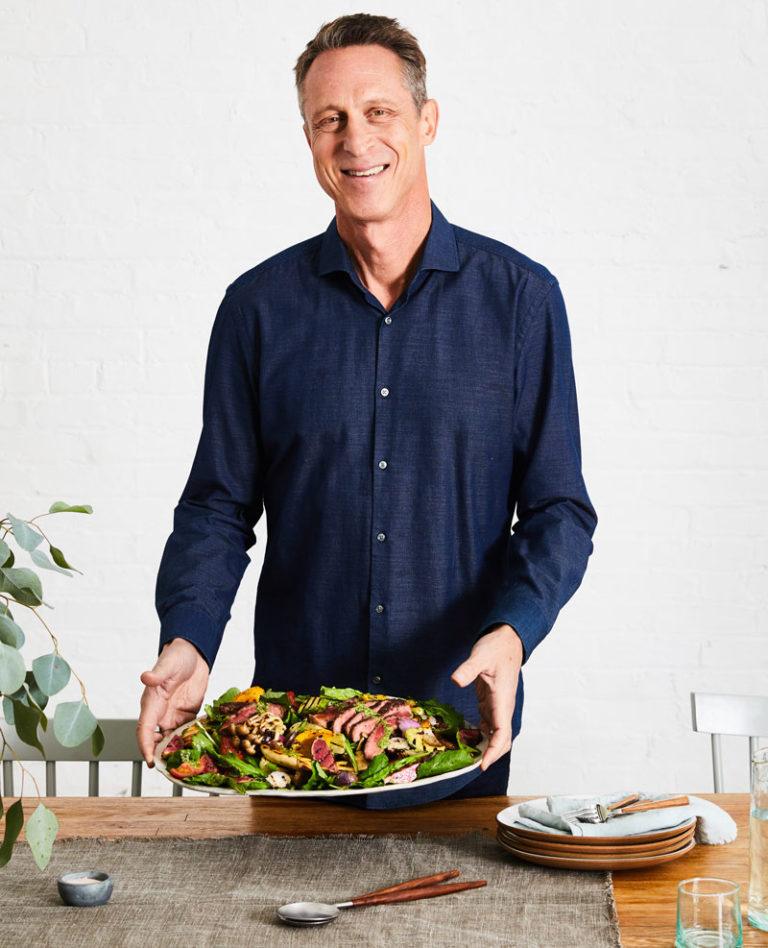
[340,112,374,158]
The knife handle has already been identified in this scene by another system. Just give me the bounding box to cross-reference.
[351,879,486,907]
[620,795,689,813]
[352,868,460,900]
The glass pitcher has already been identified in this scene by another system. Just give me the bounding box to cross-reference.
[749,746,768,931]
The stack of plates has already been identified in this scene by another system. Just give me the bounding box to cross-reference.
[496,798,697,870]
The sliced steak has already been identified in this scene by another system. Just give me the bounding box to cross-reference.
[332,706,360,733]
[341,710,368,734]
[363,723,387,760]
[227,703,258,726]
[350,716,379,743]
[376,700,411,719]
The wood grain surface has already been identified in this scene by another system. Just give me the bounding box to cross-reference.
[2,792,759,947]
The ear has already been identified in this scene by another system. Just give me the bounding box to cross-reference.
[420,99,439,146]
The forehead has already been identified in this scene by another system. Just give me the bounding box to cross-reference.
[303,44,410,112]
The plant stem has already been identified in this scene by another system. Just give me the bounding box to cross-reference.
[28,607,88,702]
[0,725,42,798]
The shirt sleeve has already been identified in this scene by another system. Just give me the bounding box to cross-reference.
[475,278,597,662]
[154,290,264,669]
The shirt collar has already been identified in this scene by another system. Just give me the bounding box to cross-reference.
[316,198,460,277]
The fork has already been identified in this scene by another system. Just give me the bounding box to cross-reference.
[561,793,640,822]
[572,794,690,824]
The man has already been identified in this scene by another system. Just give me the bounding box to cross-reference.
[137,13,597,808]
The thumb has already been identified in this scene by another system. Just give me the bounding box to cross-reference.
[451,655,481,688]
[140,659,183,691]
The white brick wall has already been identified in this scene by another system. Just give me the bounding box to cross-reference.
[1,1,766,798]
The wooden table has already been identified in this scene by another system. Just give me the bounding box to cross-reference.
[4,792,761,947]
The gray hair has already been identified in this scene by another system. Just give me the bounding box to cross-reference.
[293,13,428,121]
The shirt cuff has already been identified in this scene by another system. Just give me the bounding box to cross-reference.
[475,593,551,664]
[157,603,222,671]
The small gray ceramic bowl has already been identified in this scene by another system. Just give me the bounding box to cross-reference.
[56,870,113,907]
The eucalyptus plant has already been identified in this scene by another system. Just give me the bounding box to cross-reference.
[0,502,103,869]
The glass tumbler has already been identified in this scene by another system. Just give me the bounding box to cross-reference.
[749,746,768,931]
[676,877,743,948]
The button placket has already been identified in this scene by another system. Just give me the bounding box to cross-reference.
[368,310,396,686]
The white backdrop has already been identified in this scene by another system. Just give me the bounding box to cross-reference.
[2,1,766,797]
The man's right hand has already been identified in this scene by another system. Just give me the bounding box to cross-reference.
[136,638,209,767]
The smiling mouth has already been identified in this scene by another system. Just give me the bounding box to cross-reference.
[341,163,390,178]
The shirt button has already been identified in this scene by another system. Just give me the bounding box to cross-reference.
[380,387,389,398]
[375,603,384,614]
[384,316,392,325]
[376,532,386,542]
[378,460,388,470]
[372,675,382,685]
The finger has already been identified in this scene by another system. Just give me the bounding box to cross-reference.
[140,663,184,692]
[451,656,481,688]
[137,688,168,765]
[480,725,512,771]
[136,720,161,767]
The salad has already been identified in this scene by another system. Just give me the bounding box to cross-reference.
[159,684,484,793]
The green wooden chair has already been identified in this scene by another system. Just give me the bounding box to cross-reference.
[0,719,184,797]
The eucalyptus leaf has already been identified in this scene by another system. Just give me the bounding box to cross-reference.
[29,549,73,577]
[25,803,59,870]
[0,800,24,868]
[31,653,71,696]
[6,514,43,552]
[2,695,15,724]
[0,614,24,649]
[49,545,80,573]
[0,642,26,693]
[91,722,105,757]
[0,538,10,567]
[53,700,97,747]
[12,698,44,754]
[0,567,43,607]
[25,671,48,711]
[48,502,93,514]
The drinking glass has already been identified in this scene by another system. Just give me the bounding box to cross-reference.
[676,877,743,948]
[749,746,768,931]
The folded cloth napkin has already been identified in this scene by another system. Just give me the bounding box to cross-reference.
[514,792,736,844]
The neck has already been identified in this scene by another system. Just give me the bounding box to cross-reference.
[334,192,433,307]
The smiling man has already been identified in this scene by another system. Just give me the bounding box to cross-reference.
[138,13,597,808]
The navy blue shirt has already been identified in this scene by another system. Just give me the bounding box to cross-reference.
[155,199,597,806]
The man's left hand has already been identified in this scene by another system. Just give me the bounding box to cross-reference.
[451,623,524,771]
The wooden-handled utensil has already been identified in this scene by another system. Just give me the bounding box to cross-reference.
[277,869,486,927]
[350,879,487,908]
[353,868,460,900]
[611,795,689,815]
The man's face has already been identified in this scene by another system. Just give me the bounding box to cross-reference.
[302,44,438,223]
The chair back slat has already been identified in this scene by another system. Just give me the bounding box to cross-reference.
[2,760,14,797]
[0,718,199,798]
[45,760,57,797]
[131,760,142,797]
[88,761,99,797]
[691,692,768,737]
[0,720,143,762]
[691,691,768,792]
